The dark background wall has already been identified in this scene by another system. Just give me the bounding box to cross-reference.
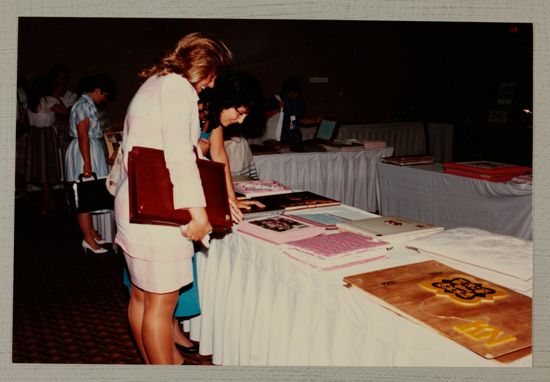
[17,17,533,165]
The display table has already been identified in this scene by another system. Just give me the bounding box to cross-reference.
[253,147,393,213]
[376,162,532,239]
[186,205,531,366]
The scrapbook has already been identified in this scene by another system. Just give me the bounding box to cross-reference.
[337,216,443,244]
[381,155,435,166]
[233,179,293,198]
[443,168,520,182]
[343,260,532,361]
[443,161,532,182]
[405,227,533,292]
[443,161,532,176]
[282,231,390,271]
[284,212,351,229]
[243,191,341,219]
[236,214,325,244]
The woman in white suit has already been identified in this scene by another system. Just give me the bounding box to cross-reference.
[114,32,232,365]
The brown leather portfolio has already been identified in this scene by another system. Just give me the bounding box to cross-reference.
[128,146,232,233]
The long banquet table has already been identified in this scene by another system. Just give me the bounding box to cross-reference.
[376,162,532,239]
[253,147,393,213]
[186,204,531,367]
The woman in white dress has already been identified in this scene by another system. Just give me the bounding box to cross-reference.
[114,32,232,365]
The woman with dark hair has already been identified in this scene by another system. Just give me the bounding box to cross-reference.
[25,74,65,215]
[199,72,265,222]
[64,73,116,254]
[114,32,232,365]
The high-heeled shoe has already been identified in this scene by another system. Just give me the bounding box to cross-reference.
[175,342,199,354]
[94,238,108,245]
[82,240,108,254]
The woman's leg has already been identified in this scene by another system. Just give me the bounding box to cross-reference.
[128,284,149,364]
[77,212,102,250]
[142,290,179,364]
[173,318,194,347]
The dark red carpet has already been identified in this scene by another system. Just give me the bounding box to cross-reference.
[12,191,213,365]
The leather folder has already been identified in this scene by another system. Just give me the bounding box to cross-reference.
[128,146,232,233]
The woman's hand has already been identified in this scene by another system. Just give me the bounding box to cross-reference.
[230,198,265,223]
[228,197,244,223]
[82,162,93,177]
[183,207,212,242]
[198,138,211,156]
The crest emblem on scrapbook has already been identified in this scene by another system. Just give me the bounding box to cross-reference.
[420,274,507,305]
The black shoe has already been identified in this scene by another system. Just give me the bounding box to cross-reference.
[175,342,199,354]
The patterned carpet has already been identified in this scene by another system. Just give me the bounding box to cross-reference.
[12,191,213,365]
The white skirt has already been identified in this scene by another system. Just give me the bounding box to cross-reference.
[124,252,193,294]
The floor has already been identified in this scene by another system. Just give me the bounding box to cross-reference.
[11,190,213,365]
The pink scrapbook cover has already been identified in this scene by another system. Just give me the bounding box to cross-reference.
[237,214,325,244]
[284,231,390,258]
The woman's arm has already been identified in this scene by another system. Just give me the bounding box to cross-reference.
[209,127,264,222]
[209,126,242,221]
[160,75,210,239]
[76,118,92,177]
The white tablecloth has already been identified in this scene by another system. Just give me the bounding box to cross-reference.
[186,205,531,366]
[426,122,454,163]
[253,148,393,213]
[376,162,532,239]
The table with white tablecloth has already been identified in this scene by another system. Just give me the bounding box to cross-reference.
[185,204,531,367]
[253,148,393,213]
[376,162,532,239]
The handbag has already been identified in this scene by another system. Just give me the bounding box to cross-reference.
[127,146,232,233]
[65,172,114,214]
[263,94,284,141]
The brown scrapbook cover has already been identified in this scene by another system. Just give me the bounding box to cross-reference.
[343,260,532,362]
[128,146,232,233]
[242,191,341,219]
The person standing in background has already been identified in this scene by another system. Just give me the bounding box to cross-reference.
[64,74,116,254]
[265,76,322,148]
[25,74,64,215]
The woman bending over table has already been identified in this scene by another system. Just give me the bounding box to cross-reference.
[198,72,265,222]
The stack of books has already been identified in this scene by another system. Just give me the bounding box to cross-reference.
[282,231,391,271]
[381,155,435,166]
[337,216,444,245]
[233,179,293,198]
[443,161,532,182]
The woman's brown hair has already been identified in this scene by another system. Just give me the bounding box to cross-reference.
[139,32,233,86]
